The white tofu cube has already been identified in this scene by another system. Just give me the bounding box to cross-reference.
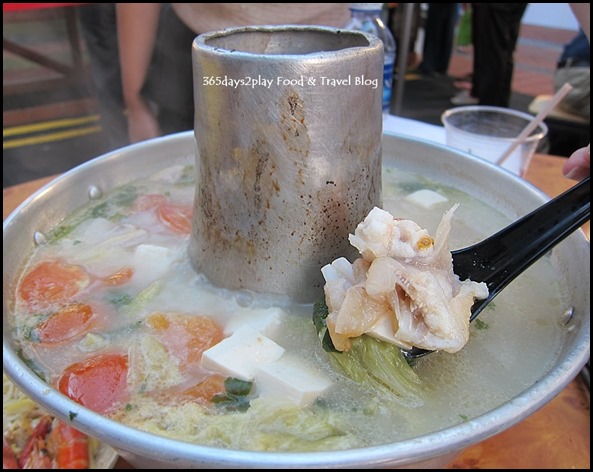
[201,326,285,381]
[254,355,333,407]
[405,189,448,209]
[132,244,181,287]
[224,307,285,338]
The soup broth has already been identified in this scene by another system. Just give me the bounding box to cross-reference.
[7,163,569,452]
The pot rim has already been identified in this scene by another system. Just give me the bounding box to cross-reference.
[194,24,383,60]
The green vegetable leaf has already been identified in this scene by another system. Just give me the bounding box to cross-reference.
[90,201,110,219]
[313,297,424,407]
[312,298,339,352]
[211,394,251,412]
[111,185,138,207]
[473,318,489,330]
[118,281,164,316]
[212,377,253,412]
[312,298,328,334]
[224,378,252,396]
[109,293,133,307]
[328,336,424,407]
[47,224,76,242]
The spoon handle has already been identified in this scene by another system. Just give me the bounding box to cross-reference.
[405,177,590,360]
[453,176,590,319]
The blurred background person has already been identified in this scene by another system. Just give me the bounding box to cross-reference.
[417,3,460,77]
[79,3,128,150]
[451,3,528,107]
[553,28,590,120]
[563,2,591,181]
[116,3,350,144]
[386,3,422,70]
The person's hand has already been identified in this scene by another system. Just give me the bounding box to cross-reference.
[563,144,590,181]
[126,97,161,144]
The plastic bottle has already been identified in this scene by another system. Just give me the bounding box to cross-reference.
[345,3,397,113]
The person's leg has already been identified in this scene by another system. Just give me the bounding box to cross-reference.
[501,4,528,105]
[141,4,196,136]
[78,4,129,150]
[435,3,460,74]
[390,4,422,68]
[451,4,479,104]
[419,4,441,75]
[470,3,485,102]
[473,3,527,107]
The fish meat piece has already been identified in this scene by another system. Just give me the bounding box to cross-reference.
[322,206,488,353]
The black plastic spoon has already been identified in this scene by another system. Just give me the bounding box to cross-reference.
[405,176,590,360]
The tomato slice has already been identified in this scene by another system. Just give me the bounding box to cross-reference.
[19,260,90,308]
[34,303,94,344]
[157,203,193,234]
[58,354,128,414]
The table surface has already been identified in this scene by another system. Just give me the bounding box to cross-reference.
[3,152,590,469]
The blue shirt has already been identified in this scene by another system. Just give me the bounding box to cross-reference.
[558,29,590,68]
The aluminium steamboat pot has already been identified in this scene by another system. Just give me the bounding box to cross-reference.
[3,131,590,469]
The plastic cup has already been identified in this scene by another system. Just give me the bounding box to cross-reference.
[441,106,548,176]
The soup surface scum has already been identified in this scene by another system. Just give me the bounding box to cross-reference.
[7,164,568,452]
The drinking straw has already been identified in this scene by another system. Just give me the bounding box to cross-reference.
[496,83,574,174]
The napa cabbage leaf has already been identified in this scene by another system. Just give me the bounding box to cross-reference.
[313,298,424,407]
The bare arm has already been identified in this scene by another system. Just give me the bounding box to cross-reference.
[116,3,162,142]
[563,3,591,179]
[570,3,590,39]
